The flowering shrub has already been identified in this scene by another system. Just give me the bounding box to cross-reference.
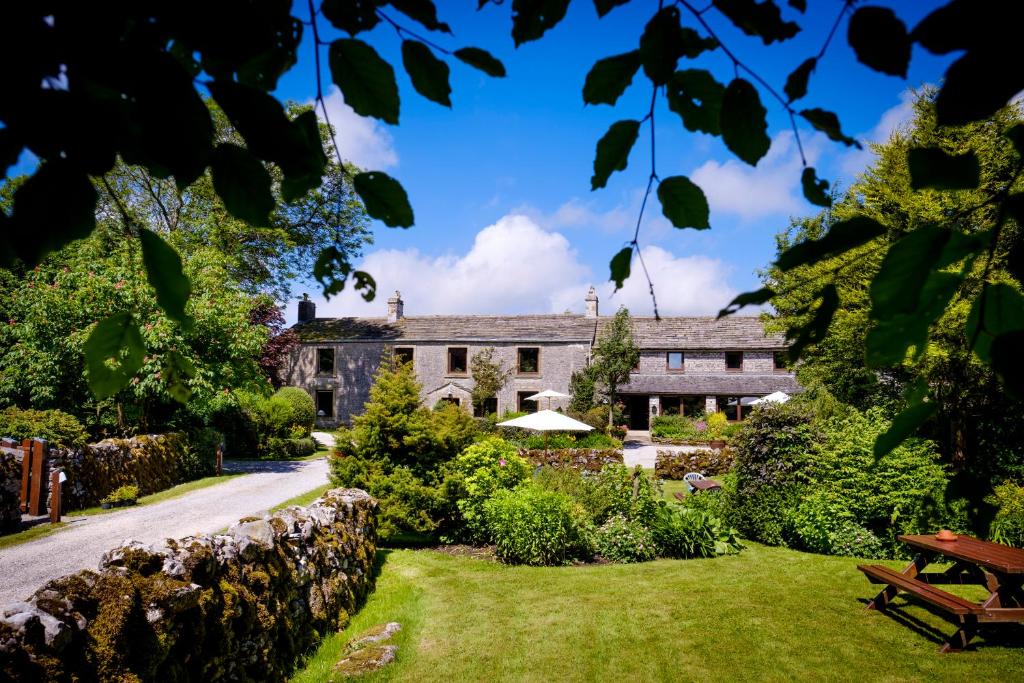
[484,486,594,565]
[786,490,885,558]
[444,438,531,543]
[595,514,656,563]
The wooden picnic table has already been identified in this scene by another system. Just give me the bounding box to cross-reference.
[688,479,721,492]
[858,534,1024,652]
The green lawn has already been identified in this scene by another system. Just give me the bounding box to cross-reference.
[271,483,333,512]
[293,544,1024,683]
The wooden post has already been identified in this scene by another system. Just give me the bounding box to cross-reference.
[28,440,46,516]
[19,438,31,514]
[216,443,224,477]
[49,469,61,523]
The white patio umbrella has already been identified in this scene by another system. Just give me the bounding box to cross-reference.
[524,389,570,410]
[749,391,791,406]
[497,409,593,454]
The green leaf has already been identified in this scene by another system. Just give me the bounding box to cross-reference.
[390,0,452,33]
[787,284,838,360]
[870,225,987,320]
[321,0,380,35]
[329,39,400,125]
[799,108,861,148]
[966,283,1024,363]
[354,171,414,227]
[139,229,193,329]
[640,8,717,86]
[788,0,806,13]
[784,57,815,103]
[279,110,328,203]
[453,48,506,77]
[718,287,775,318]
[874,400,937,458]
[591,120,641,190]
[353,270,378,301]
[609,247,633,291]
[314,246,353,298]
[800,167,830,207]
[657,176,710,229]
[908,147,980,191]
[1006,125,1024,157]
[720,79,770,166]
[666,69,725,136]
[402,40,452,107]
[594,0,630,17]
[161,351,196,403]
[583,51,642,106]
[776,216,886,272]
[713,0,800,45]
[210,143,274,227]
[6,159,97,268]
[84,312,146,401]
[866,272,963,367]
[0,128,22,177]
[991,331,1024,399]
[848,6,911,78]
[511,0,571,46]
[910,0,976,55]
[934,51,1021,127]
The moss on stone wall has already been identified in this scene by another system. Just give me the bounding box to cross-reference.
[0,450,20,533]
[0,488,378,682]
[654,448,735,479]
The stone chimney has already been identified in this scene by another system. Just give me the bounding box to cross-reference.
[387,291,404,322]
[585,286,599,318]
[297,293,316,323]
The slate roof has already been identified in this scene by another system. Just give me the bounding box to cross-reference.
[294,313,785,349]
[293,315,598,343]
[620,373,801,395]
[614,316,786,350]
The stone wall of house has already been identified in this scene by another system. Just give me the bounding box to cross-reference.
[51,433,193,510]
[287,340,592,426]
[636,349,776,374]
[0,488,378,682]
[0,450,20,534]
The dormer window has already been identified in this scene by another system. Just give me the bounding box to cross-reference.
[725,351,743,371]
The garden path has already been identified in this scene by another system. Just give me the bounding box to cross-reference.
[623,432,708,469]
[0,458,329,604]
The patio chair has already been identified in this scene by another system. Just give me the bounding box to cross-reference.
[683,471,704,493]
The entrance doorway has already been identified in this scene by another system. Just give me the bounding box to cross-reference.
[625,395,650,430]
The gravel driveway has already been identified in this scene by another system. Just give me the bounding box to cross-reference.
[0,458,329,605]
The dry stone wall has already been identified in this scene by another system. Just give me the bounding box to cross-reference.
[0,450,20,533]
[655,448,735,479]
[0,488,378,682]
[521,448,624,472]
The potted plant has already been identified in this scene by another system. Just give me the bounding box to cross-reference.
[706,412,728,449]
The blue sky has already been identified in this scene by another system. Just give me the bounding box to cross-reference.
[9,1,956,321]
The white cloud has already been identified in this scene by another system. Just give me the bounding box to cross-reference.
[689,131,826,221]
[315,86,398,170]
[838,88,917,179]
[305,214,738,319]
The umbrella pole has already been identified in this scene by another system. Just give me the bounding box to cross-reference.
[545,431,549,456]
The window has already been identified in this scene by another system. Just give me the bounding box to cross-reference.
[317,348,335,374]
[725,351,743,371]
[774,351,788,371]
[518,391,538,413]
[474,396,498,417]
[395,346,414,366]
[666,351,684,371]
[437,395,461,407]
[661,396,681,415]
[447,347,468,374]
[682,395,705,416]
[315,390,334,418]
[517,347,540,374]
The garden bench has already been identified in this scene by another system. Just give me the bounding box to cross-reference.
[858,534,1024,652]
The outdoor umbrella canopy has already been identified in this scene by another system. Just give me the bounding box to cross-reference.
[497,409,593,454]
[749,391,790,406]
[523,389,570,410]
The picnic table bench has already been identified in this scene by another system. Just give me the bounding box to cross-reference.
[858,534,1024,652]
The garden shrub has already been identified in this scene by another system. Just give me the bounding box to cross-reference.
[729,402,816,545]
[786,490,886,558]
[595,514,656,563]
[0,407,88,448]
[260,436,316,460]
[675,474,735,520]
[272,386,315,436]
[534,465,611,523]
[651,504,742,559]
[988,481,1024,547]
[484,486,594,566]
[443,438,531,543]
[180,426,221,480]
[330,454,444,538]
[595,464,660,527]
[654,448,735,478]
[651,414,705,442]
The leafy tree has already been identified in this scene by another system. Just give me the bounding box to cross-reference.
[569,364,599,413]
[248,298,299,389]
[591,307,640,427]
[470,347,511,416]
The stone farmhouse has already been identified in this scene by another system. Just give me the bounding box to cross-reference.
[284,289,800,430]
